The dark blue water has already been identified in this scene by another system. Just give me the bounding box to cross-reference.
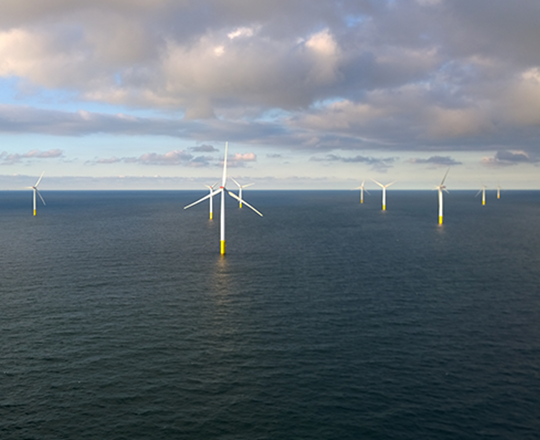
[1,190,540,439]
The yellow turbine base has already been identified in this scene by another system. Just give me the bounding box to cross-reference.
[220,240,226,255]
[439,216,443,225]
[382,205,386,211]
[239,203,243,209]
[497,195,500,199]
[210,212,213,220]
[482,200,485,206]
[361,200,363,204]
[33,209,36,216]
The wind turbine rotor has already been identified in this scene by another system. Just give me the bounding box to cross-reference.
[36,189,46,205]
[184,188,223,210]
[371,178,384,188]
[440,168,450,186]
[221,142,228,188]
[34,171,45,188]
[227,191,263,217]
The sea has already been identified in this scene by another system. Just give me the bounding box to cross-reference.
[1,189,539,440]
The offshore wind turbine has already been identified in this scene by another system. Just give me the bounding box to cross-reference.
[497,184,501,199]
[435,169,449,225]
[184,143,263,255]
[204,182,218,219]
[231,177,254,208]
[353,180,370,204]
[371,179,395,211]
[29,172,46,216]
[476,185,487,205]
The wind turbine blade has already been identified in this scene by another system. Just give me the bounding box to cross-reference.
[231,177,241,188]
[365,189,371,195]
[370,178,384,188]
[36,189,46,206]
[221,142,228,187]
[444,188,450,194]
[227,191,263,216]
[243,183,255,189]
[385,181,396,188]
[440,168,450,186]
[475,189,482,197]
[184,188,222,209]
[35,171,45,187]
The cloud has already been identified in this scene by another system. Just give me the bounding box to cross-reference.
[90,149,215,167]
[190,144,219,152]
[223,152,257,168]
[481,150,539,167]
[408,156,462,166]
[232,152,256,162]
[0,148,63,165]
[138,150,193,165]
[311,153,395,171]
[1,0,540,158]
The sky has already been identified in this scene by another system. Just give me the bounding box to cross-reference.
[0,0,539,190]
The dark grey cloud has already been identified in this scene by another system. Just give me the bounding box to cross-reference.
[311,153,395,171]
[495,150,536,163]
[0,105,185,137]
[481,149,539,167]
[190,144,219,152]
[408,155,462,166]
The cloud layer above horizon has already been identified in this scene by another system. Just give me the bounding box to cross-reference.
[0,0,539,188]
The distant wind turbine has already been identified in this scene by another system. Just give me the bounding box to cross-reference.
[435,169,449,225]
[204,182,218,220]
[476,185,487,206]
[353,180,370,204]
[231,177,254,208]
[497,184,501,199]
[371,179,395,211]
[184,143,263,255]
[29,172,46,216]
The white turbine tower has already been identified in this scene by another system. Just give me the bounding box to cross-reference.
[353,180,370,204]
[476,185,487,206]
[231,178,254,208]
[435,169,449,225]
[204,182,218,220]
[371,179,395,211]
[29,172,46,216]
[184,143,263,255]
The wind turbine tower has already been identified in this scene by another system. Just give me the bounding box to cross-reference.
[204,183,217,220]
[435,169,449,225]
[371,179,395,211]
[354,180,369,204]
[231,178,254,208]
[30,172,46,216]
[476,185,487,206]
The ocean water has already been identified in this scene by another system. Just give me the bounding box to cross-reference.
[1,190,540,439]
